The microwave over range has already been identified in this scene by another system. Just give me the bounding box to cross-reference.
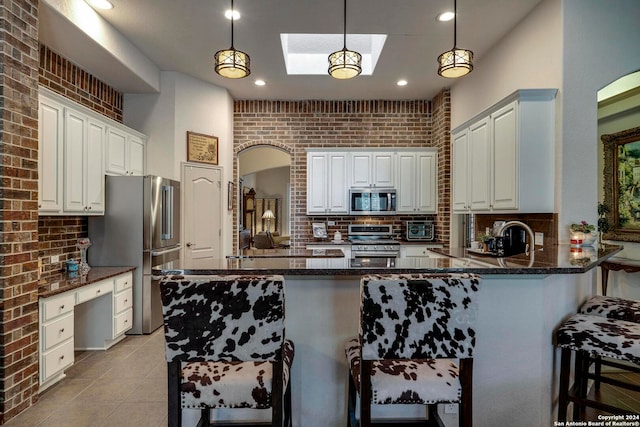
[349,188,396,215]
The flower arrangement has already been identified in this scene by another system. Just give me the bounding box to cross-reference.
[570,221,595,234]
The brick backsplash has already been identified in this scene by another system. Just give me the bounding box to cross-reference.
[233,92,452,251]
[38,217,87,276]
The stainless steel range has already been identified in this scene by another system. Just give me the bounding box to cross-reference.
[348,224,400,258]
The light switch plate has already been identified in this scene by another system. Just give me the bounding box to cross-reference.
[327,221,336,226]
[534,232,544,246]
[444,403,458,414]
[51,255,60,263]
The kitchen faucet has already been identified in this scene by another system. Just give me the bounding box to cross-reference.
[496,220,535,256]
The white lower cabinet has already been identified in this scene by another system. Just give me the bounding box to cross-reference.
[39,271,133,391]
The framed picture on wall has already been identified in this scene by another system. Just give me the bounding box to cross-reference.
[186,131,218,165]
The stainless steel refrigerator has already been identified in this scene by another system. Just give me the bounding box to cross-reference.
[88,175,180,334]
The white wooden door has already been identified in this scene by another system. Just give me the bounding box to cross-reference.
[469,118,491,211]
[327,153,348,213]
[416,152,437,213]
[183,164,222,264]
[86,119,105,213]
[38,96,64,213]
[307,153,328,214]
[491,101,518,210]
[372,153,394,187]
[452,130,469,212]
[63,110,87,212]
[105,127,128,175]
[350,153,371,187]
[128,135,146,176]
[396,153,416,212]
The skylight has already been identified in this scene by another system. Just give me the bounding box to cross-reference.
[280,33,386,76]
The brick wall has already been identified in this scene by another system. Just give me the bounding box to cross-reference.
[39,45,123,122]
[0,0,40,422]
[233,94,452,250]
[38,45,124,277]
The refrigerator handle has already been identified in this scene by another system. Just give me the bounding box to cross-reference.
[151,244,181,257]
[161,185,174,240]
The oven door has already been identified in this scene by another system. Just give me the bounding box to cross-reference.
[352,249,399,258]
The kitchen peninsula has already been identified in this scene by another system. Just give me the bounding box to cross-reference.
[154,244,621,427]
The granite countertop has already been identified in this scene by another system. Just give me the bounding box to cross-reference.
[154,244,622,277]
[39,266,136,298]
[236,248,345,258]
[305,239,446,246]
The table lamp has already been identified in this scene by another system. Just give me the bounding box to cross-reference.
[262,209,275,232]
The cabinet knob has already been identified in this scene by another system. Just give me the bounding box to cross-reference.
[60,305,65,310]
[38,204,42,208]
[60,328,65,334]
[60,355,65,360]
[96,289,101,294]
[186,242,193,247]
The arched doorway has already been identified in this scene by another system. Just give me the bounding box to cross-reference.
[235,143,293,251]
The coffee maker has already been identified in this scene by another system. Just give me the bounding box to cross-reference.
[492,224,528,257]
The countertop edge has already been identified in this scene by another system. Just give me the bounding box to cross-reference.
[39,266,136,298]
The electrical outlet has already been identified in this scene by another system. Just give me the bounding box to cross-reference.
[327,221,336,226]
[51,255,60,263]
[534,232,544,246]
[444,403,458,414]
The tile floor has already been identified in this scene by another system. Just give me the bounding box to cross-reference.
[5,329,640,426]
[5,329,168,427]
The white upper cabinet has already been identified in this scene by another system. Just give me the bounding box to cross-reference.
[63,111,105,214]
[38,87,147,215]
[396,150,437,213]
[350,152,394,187]
[307,151,348,215]
[38,95,64,213]
[106,127,146,176]
[451,89,557,213]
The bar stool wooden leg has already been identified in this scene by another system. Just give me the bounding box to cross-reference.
[558,348,571,422]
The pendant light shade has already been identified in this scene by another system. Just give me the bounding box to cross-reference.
[328,0,361,79]
[215,0,250,79]
[437,0,473,78]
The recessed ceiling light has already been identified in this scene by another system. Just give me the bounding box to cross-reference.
[225,9,240,20]
[397,80,408,86]
[255,80,266,86]
[85,0,113,10]
[437,11,455,22]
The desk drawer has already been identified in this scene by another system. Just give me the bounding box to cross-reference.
[41,293,75,322]
[77,280,112,304]
[114,288,133,313]
[42,314,74,351]
[114,308,133,336]
[41,339,74,382]
[114,273,132,293]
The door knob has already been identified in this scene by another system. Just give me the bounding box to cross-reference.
[186,242,193,247]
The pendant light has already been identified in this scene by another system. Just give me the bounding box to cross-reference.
[215,0,250,79]
[328,0,362,79]
[437,0,473,78]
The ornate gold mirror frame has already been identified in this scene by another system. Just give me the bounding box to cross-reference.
[602,125,640,242]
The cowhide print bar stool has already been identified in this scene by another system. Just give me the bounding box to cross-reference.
[159,274,295,427]
[556,313,640,421]
[579,295,640,389]
[344,273,481,427]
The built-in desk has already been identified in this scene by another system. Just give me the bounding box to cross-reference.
[38,267,135,391]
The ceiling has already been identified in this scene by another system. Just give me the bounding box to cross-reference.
[39,0,543,101]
